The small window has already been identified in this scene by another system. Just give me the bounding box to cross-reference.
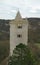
[17,34,22,38]
[18,26,22,28]
[17,24,22,28]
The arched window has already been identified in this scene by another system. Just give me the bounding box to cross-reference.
[17,24,22,28]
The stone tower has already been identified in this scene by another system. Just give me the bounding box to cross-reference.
[10,11,28,55]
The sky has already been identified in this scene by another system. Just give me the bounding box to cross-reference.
[0,0,40,19]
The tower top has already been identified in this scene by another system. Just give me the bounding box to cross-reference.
[15,11,22,20]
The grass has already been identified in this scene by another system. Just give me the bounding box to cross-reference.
[0,40,10,63]
[35,43,40,48]
[0,32,3,35]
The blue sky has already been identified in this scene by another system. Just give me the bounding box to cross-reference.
[0,0,40,19]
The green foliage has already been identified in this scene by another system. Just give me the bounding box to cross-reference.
[8,43,37,65]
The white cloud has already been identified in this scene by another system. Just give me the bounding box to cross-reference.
[0,0,40,19]
[30,9,37,13]
[11,10,17,13]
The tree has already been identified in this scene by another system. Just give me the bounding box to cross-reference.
[8,43,37,65]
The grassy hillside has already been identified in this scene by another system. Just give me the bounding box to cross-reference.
[28,18,40,43]
[0,40,10,63]
[0,31,10,63]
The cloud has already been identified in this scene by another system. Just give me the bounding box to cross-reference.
[0,0,40,19]
[29,9,37,13]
